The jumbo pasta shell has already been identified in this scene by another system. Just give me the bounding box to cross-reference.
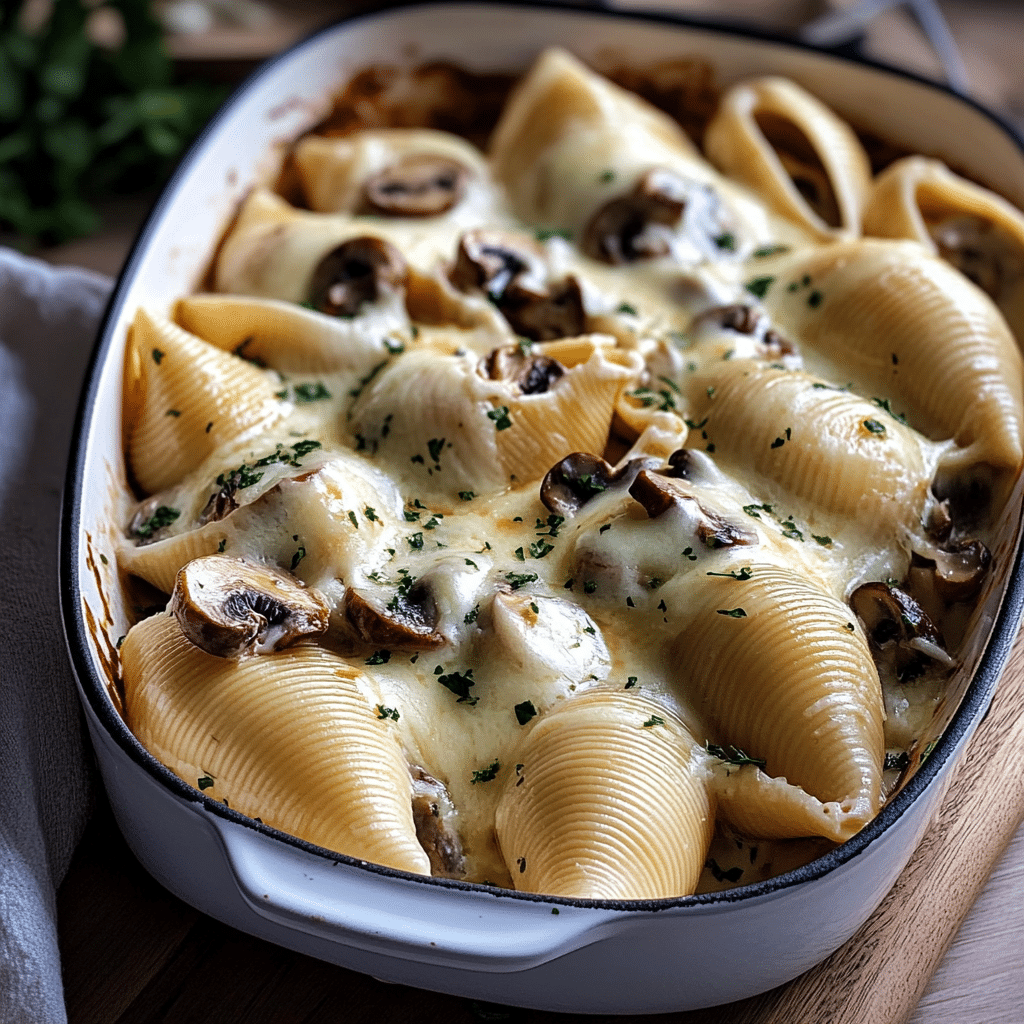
[175,293,395,375]
[489,47,722,233]
[121,611,430,875]
[125,309,282,494]
[293,128,490,216]
[863,156,1024,340]
[689,362,937,539]
[669,564,884,836]
[759,239,1024,476]
[494,689,712,899]
[705,76,871,239]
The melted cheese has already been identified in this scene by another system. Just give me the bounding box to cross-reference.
[116,49,1024,900]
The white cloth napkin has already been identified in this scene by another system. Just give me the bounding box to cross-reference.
[0,248,112,1024]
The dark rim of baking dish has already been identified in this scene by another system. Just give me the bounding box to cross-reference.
[61,0,1024,913]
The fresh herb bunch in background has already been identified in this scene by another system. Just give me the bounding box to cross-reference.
[0,0,227,243]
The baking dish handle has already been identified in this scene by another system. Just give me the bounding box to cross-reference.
[218,824,619,973]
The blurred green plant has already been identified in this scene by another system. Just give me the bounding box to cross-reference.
[0,0,227,243]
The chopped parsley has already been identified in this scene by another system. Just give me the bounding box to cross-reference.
[464,604,480,625]
[459,491,475,501]
[165,408,180,417]
[807,290,823,309]
[197,774,214,791]
[365,650,391,666]
[471,760,500,784]
[713,232,736,252]
[812,534,833,547]
[151,348,164,364]
[616,301,638,315]
[625,676,638,689]
[706,742,766,768]
[535,228,571,242]
[427,437,446,463]
[407,532,424,550]
[375,705,400,721]
[529,540,554,559]
[290,545,306,570]
[752,244,790,258]
[583,580,597,595]
[717,608,747,618]
[514,700,537,725]
[504,572,538,591]
[291,381,332,403]
[133,506,179,539]
[439,668,478,705]
[707,566,753,580]
[642,715,665,728]
[871,397,907,424]
[745,275,774,299]
[487,406,513,431]
[862,418,887,436]
[364,507,379,522]
[599,169,616,183]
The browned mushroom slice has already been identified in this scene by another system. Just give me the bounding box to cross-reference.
[170,555,330,658]
[912,540,992,603]
[308,236,408,317]
[629,470,757,548]
[450,230,585,340]
[581,168,694,265]
[342,585,445,651]
[689,304,794,358]
[539,452,650,518]
[410,766,465,878]
[481,344,565,395]
[849,581,950,680]
[500,276,586,341]
[450,229,541,298]
[362,154,469,217]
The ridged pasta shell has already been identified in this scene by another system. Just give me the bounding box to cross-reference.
[760,239,1024,475]
[689,362,936,539]
[121,611,430,875]
[293,128,489,214]
[119,522,227,595]
[175,293,395,375]
[669,564,884,837]
[125,309,282,494]
[348,339,641,495]
[704,77,871,239]
[863,156,1024,340]
[494,689,713,899]
[489,47,721,232]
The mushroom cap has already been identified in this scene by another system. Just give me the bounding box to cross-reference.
[363,154,470,217]
[308,236,408,317]
[170,555,330,658]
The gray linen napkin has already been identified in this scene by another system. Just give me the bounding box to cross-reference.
[0,248,111,1024]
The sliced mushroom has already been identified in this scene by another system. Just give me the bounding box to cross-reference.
[911,539,991,603]
[449,229,586,340]
[308,236,408,317]
[539,452,650,518]
[500,276,586,341]
[170,555,330,658]
[849,581,950,679]
[480,344,565,395]
[363,154,469,218]
[689,304,793,357]
[410,766,465,878]
[582,168,691,265]
[450,229,539,298]
[629,470,757,548]
[343,584,445,650]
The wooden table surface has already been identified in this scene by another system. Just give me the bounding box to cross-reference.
[47,3,1024,1020]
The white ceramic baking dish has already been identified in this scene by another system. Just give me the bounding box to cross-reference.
[60,2,1024,1013]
